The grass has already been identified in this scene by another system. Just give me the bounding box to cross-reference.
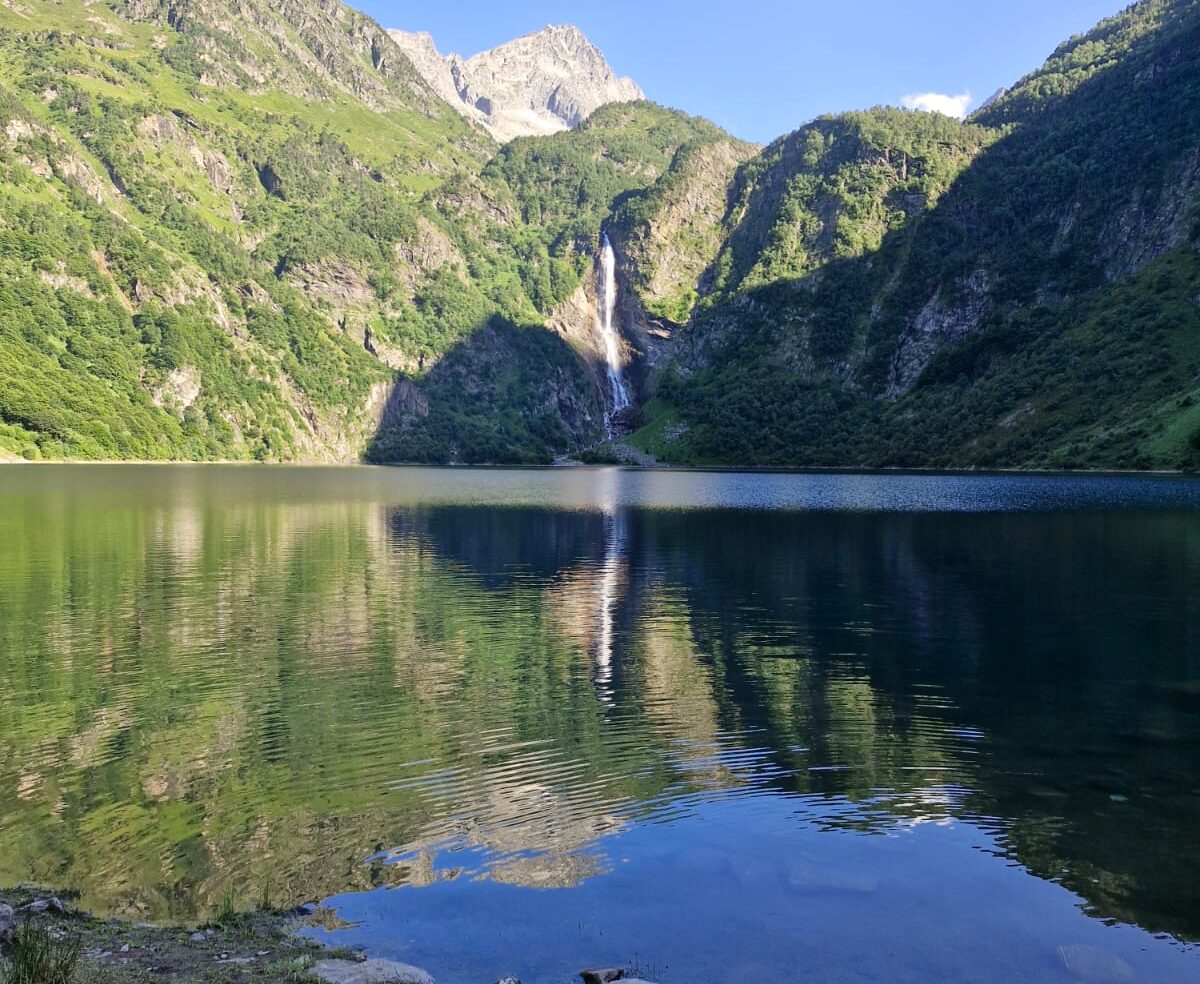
[0,924,81,984]
[203,889,246,931]
[0,885,351,984]
[297,908,353,932]
[625,397,686,460]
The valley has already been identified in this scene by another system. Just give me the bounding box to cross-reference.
[0,0,1198,470]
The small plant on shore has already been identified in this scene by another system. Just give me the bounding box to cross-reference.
[215,889,238,927]
[266,955,319,983]
[0,923,81,984]
[298,906,353,932]
[202,889,245,931]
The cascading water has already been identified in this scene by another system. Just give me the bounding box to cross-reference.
[597,233,631,435]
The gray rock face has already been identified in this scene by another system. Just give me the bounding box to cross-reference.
[312,959,436,984]
[0,902,14,941]
[388,25,643,142]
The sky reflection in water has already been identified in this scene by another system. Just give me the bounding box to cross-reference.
[0,466,1198,983]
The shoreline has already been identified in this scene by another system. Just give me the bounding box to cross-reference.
[0,886,354,984]
[0,458,1194,478]
[0,887,657,984]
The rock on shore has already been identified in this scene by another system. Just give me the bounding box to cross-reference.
[313,958,436,984]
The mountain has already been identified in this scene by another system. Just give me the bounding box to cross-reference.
[388,25,644,142]
[0,0,708,464]
[0,0,1198,470]
[623,0,1200,471]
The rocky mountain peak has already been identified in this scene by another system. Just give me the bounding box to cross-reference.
[388,23,644,142]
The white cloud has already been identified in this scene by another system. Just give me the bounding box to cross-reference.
[901,91,973,119]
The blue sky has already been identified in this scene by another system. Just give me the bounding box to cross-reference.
[357,1,1128,142]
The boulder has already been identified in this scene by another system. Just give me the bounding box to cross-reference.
[0,902,14,941]
[21,897,68,915]
[312,959,435,984]
[1057,944,1134,983]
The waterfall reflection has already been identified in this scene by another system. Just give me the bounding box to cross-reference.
[591,470,629,701]
[1,476,1198,944]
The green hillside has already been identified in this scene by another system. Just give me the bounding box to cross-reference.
[632,0,1200,470]
[1,0,1199,469]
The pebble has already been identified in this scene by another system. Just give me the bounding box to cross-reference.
[312,958,436,984]
[120,944,131,953]
[189,932,206,942]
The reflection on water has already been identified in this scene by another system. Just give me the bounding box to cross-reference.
[1,466,1199,982]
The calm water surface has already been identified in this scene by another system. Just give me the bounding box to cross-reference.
[1,465,1199,984]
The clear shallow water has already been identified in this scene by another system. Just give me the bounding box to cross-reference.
[1,465,1199,983]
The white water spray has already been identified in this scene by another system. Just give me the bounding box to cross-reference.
[597,233,630,433]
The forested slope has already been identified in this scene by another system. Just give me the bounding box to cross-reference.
[635,0,1200,470]
[2,0,1199,470]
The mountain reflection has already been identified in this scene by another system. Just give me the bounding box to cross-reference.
[0,475,1197,943]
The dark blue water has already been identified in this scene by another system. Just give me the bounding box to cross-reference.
[1,466,1198,983]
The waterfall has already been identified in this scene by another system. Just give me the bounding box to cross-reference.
[597,233,630,434]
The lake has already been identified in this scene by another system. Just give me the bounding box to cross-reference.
[1,465,1199,984]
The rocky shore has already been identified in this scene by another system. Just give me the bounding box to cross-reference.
[0,887,661,984]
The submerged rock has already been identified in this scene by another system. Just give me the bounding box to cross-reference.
[1057,944,1134,983]
[493,978,522,984]
[312,958,436,984]
[580,970,625,984]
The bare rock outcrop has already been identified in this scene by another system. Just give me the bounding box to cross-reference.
[388,25,643,142]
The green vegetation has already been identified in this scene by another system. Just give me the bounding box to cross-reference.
[1,0,1198,468]
[652,247,1200,469]
[637,0,1200,470]
[483,102,727,310]
[1,925,80,984]
[0,887,355,984]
